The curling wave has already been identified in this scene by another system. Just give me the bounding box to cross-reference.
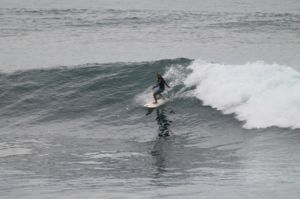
[181,59,300,129]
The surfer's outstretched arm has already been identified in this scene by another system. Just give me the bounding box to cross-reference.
[165,81,170,88]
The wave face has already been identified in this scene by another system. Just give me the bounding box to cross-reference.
[0,58,191,127]
[182,60,300,129]
[1,58,299,129]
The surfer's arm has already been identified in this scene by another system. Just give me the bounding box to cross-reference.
[165,81,170,88]
[152,83,159,89]
[152,79,161,89]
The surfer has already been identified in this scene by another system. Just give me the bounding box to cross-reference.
[153,73,170,104]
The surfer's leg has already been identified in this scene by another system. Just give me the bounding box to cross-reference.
[153,93,157,104]
[159,89,165,99]
[153,88,162,104]
[153,89,159,104]
[159,93,165,99]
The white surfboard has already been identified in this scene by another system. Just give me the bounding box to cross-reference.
[144,97,169,108]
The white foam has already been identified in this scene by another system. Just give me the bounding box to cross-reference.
[164,64,188,87]
[183,59,300,129]
[134,87,153,105]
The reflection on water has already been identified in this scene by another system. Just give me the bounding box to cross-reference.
[145,108,173,137]
[155,109,172,137]
[151,139,167,181]
[149,134,243,189]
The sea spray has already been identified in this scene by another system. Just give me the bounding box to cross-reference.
[183,59,300,129]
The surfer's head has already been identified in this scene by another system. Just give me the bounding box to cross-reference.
[156,73,162,80]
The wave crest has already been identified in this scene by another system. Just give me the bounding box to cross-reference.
[182,59,300,129]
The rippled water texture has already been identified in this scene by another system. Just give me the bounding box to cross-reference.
[1,0,300,70]
[1,0,300,198]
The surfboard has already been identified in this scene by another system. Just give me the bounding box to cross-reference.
[144,97,169,108]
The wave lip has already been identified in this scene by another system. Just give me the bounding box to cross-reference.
[184,59,300,129]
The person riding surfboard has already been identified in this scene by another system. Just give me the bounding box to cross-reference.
[152,73,170,104]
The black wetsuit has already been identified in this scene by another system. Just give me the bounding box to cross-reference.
[155,78,166,91]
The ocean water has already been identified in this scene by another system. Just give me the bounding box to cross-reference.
[1,0,300,198]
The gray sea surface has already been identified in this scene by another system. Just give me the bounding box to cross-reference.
[0,0,300,199]
[1,0,300,70]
